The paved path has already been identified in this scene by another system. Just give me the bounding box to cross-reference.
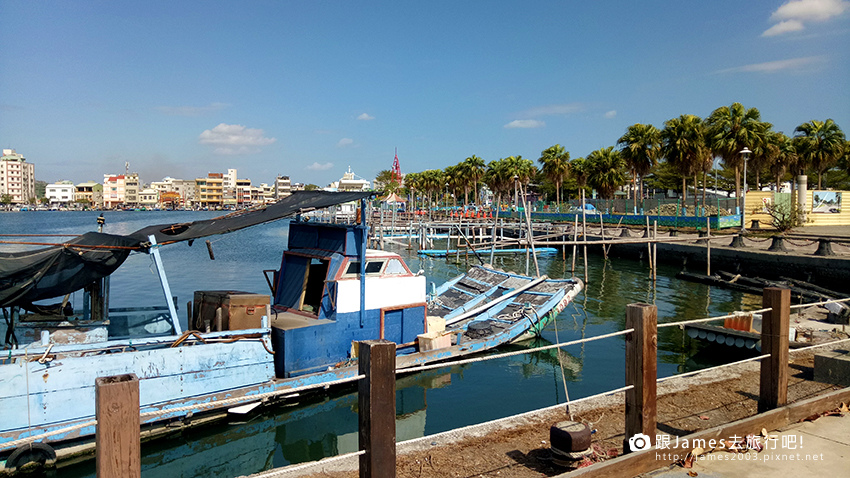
[648,413,849,478]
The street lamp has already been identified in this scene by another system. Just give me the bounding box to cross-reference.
[740,147,752,232]
[513,175,519,212]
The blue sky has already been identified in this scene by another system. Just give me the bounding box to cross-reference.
[2,0,848,188]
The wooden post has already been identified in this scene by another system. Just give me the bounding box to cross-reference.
[624,303,657,453]
[96,374,140,478]
[358,340,396,478]
[759,287,791,413]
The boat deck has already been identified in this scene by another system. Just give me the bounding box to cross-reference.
[270,308,333,330]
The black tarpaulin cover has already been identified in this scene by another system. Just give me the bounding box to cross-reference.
[128,190,372,245]
[1,191,373,307]
[0,232,138,307]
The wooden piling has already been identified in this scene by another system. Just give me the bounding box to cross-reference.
[96,373,140,478]
[624,303,657,452]
[759,287,790,413]
[358,340,396,478]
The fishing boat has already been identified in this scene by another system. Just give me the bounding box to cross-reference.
[0,191,582,470]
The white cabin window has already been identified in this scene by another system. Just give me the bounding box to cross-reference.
[384,259,407,275]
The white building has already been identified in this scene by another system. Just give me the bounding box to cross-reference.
[329,167,371,191]
[138,188,159,208]
[0,149,36,205]
[274,176,292,200]
[46,180,76,206]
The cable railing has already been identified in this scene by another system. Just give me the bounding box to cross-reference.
[4,286,847,476]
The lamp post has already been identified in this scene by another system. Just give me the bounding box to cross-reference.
[740,147,752,232]
[513,175,519,212]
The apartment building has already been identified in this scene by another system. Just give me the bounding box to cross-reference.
[274,176,291,200]
[102,174,125,209]
[195,173,224,208]
[75,181,103,208]
[0,149,36,204]
[124,173,140,207]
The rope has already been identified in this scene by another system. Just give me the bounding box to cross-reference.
[784,238,818,247]
[248,450,366,477]
[139,374,365,420]
[397,328,634,374]
[0,420,98,452]
[657,308,773,328]
[551,306,572,421]
[833,241,850,250]
[742,236,772,243]
[790,297,850,309]
[245,384,636,476]
[789,337,850,353]
[657,354,770,384]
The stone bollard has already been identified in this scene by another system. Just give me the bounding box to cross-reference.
[669,229,678,237]
[768,235,788,252]
[729,235,745,248]
[620,228,631,238]
[814,238,835,256]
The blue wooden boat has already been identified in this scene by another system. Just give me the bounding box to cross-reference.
[0,191,582,469]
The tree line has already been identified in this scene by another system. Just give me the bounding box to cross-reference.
[376,103,847,212]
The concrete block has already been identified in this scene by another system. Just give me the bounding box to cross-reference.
[814,349,850,387]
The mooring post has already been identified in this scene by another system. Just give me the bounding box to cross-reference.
[96,374,140,478]
[759,287,791,413]
[358,340,396,478]
[624,303,657,453]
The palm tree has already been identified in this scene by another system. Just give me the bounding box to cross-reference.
[794,119,846,189]
[705,103,767,210]
[375,169,398,194]
[484,158,513,214]
[569,157,589,191]
[538,145,570,211]
[617,124,661,201]
[444,164,463,208]
[503,156,536,209]
[585,146,627,199]
[462,155,486,205]
[403,171,421,210]
[662,114,708,206]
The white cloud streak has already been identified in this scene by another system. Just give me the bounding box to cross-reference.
[604,110,617,119]
[714,56,825,74]
[157,102,229,117]
[763,0,849,36]
[337,138,354,147]
[198,123,276,155]
[307,162,334,171]
[504,119,545,129]
[357,113,375,120]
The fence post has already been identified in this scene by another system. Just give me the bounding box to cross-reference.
[96,373,140,478]
[358,340,396,478]
[759,287,791,413]
[624,303,657,452]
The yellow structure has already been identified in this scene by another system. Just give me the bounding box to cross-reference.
[745,190,850,228]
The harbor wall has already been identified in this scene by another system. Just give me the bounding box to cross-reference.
[601,240,850,293]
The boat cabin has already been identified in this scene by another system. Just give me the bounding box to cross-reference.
[269,221,426,378]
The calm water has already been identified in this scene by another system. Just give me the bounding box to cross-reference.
[0,211,761,477]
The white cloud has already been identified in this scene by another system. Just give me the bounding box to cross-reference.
[357,113,375,120]
[504,119,545,129]
[762,20,806,36]
[307,162,334,171]
[198,123,276,154]
[604,110,617,119]
[715,56,824,74]
[157,102,229,117]
[337,138,354,147]
[763,0,849,36]
[211,146,262,155]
